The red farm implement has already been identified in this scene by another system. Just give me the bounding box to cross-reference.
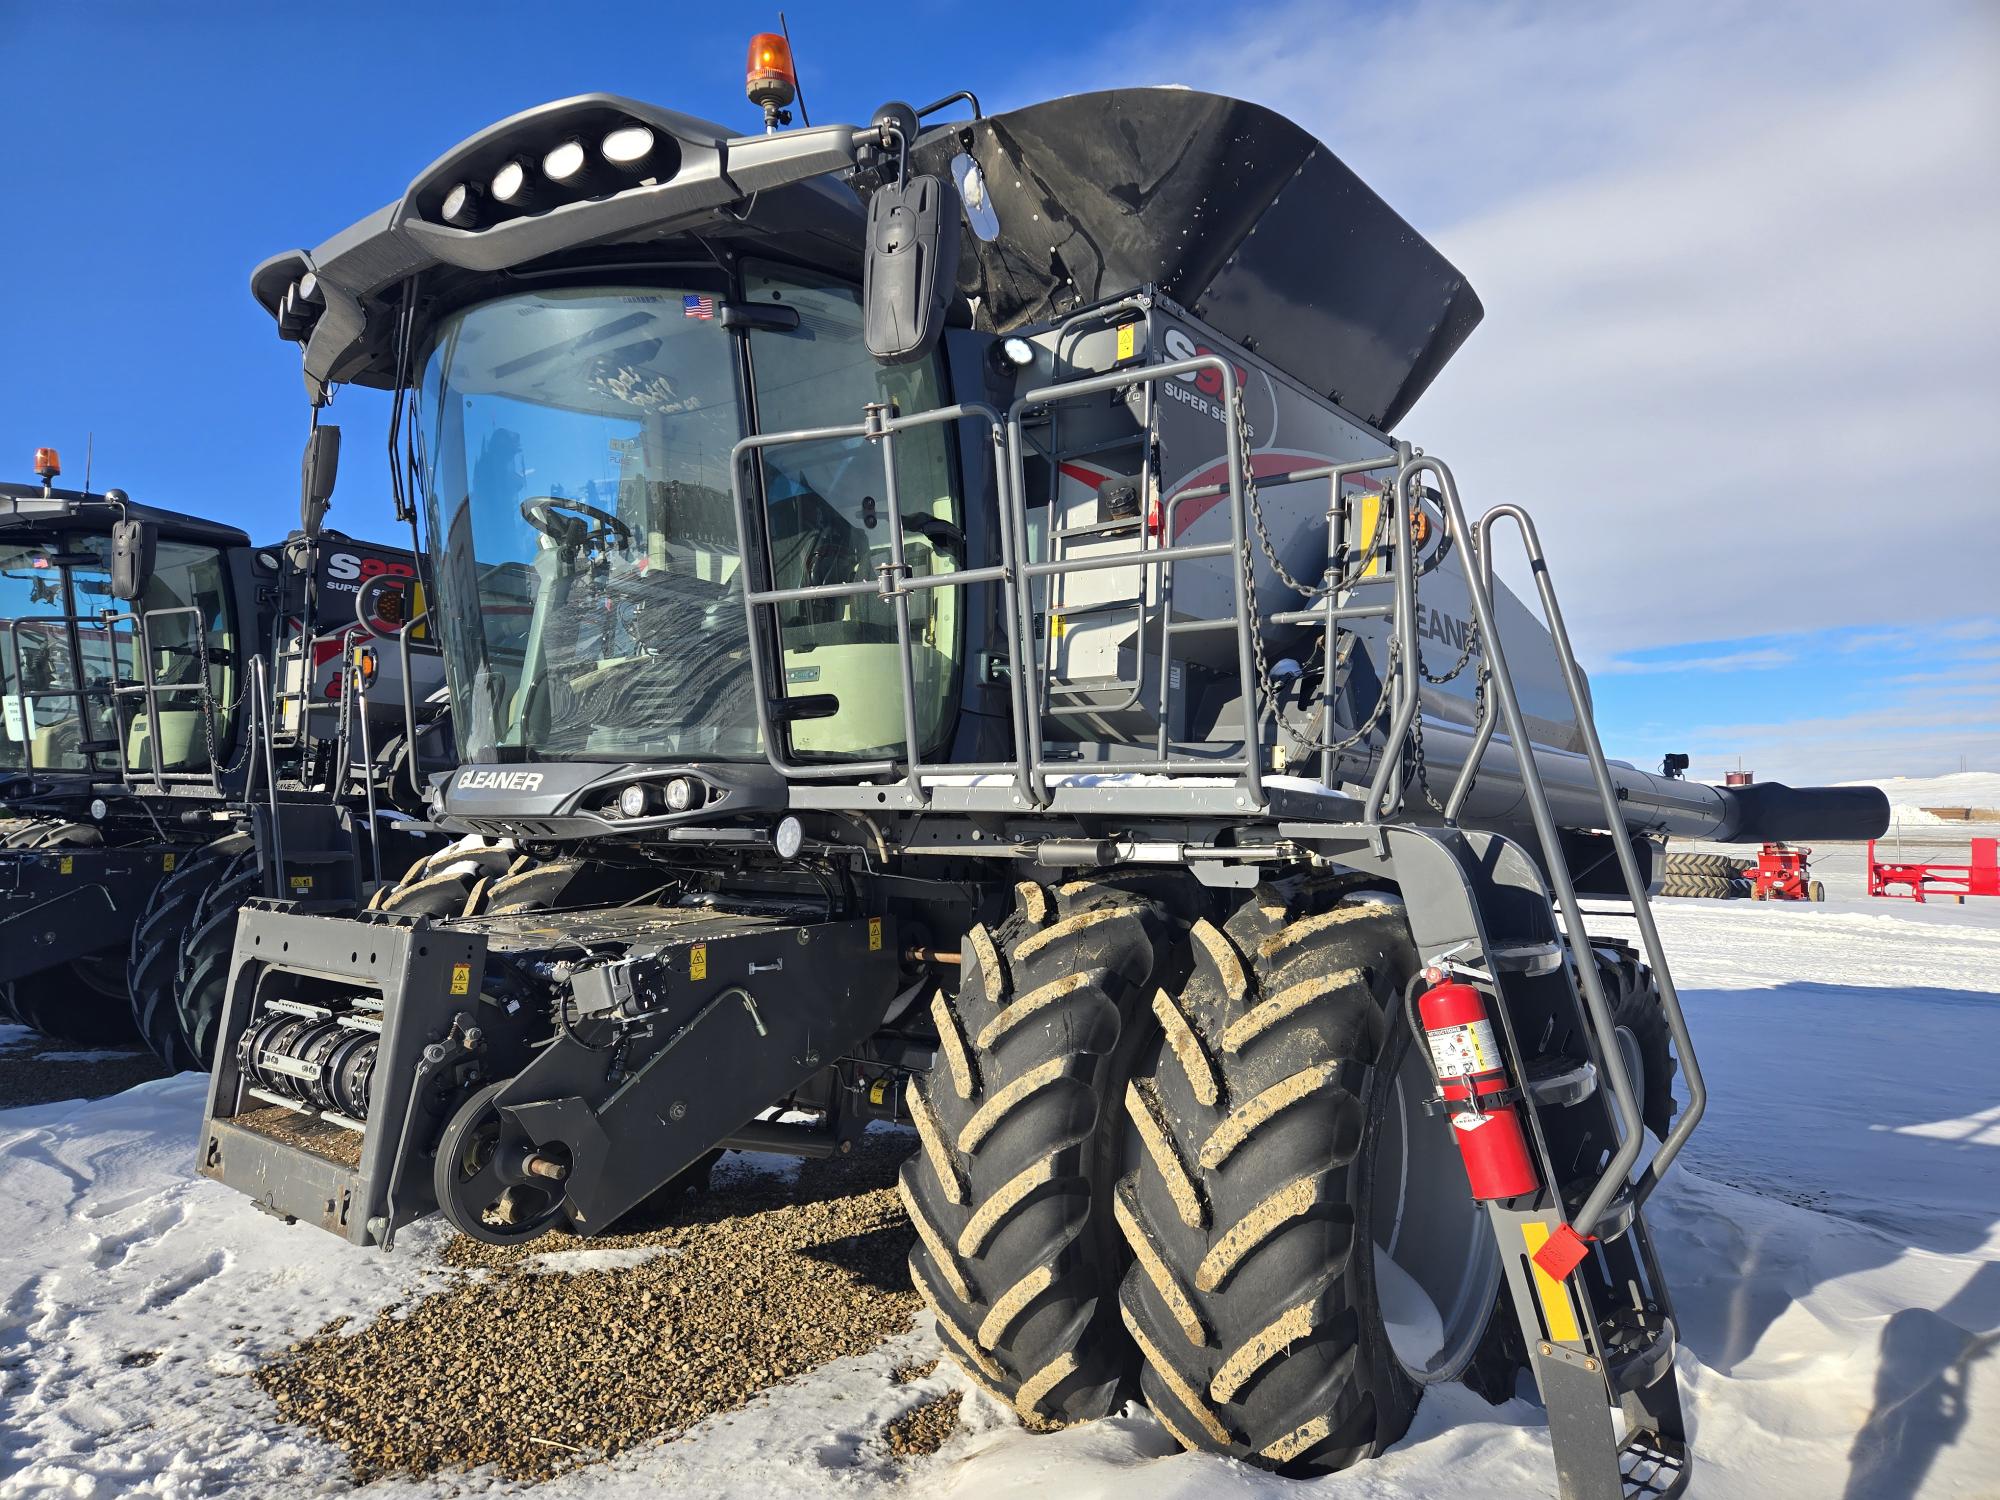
[1868,837,2000,903]
[1744,843,1825,902]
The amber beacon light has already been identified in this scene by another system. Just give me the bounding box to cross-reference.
[745,32,798,126]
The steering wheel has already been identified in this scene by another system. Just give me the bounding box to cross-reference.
[520,496,634,552]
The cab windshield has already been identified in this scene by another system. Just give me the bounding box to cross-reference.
[417,272,960,764]
[0,534,235,775]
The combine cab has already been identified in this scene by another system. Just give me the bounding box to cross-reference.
[201,58,1889,1499]
[0,447,451,1064]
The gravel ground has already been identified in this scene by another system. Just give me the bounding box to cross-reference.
[256,1133,923,1483]
[883,1390,963,1458]
[0,1022,170,1108]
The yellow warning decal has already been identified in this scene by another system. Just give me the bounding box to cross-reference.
[691,944,708,981]
[163,852,176,872]
[868,917,883,952]
[449,962,472,996]
[58,855,73,875]
[1115,323,1137,362]
[290,874,314,891]
[1521,1222,1584,1343]
[868,1077,889,1107]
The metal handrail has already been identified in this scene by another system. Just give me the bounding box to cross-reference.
[728,401,1039,807]
[1464,501,1707,1222]
[1402,461,1701,1237]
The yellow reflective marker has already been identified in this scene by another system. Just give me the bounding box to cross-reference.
[691,944,708,981]
[1521,1222,1584,1343]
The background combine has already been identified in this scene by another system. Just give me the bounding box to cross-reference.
[195,52,1888,1500]
[0,445,451,1067]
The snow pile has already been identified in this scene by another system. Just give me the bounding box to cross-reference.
[1842,770,2000,827]
[3,896,1998,1498]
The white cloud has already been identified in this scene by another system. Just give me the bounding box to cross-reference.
[1596,647,1795,675]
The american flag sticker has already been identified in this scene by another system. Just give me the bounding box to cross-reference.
[683,294,715,320]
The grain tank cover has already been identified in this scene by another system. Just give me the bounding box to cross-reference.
[907,88,1482,431]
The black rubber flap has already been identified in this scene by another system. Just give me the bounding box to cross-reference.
[906,88,1483,430]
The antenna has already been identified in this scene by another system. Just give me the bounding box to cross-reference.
[780,12,811,126]
[84,432,94,496]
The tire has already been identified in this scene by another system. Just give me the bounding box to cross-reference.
[4,958,140,1046]
[1116,893,1504,1475]
[175,841,266,1068]
[900,879,1169,1428]
[1663,852,1739,879]
[1660,873,1733,900]
[127,834,250,1072]
[1809,880,1826,903]
[1593,941,1677,1143]
[366,840,556,924]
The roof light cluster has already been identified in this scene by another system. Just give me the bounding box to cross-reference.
[436,122,668,230]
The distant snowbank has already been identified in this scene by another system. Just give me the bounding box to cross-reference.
[1839,771,2000,827]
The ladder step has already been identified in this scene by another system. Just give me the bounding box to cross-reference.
[1489,938,1565,974]
[1602,1309,1677,1395]
[1619,1431,1688,1498]
[1523,1055,1598,1107]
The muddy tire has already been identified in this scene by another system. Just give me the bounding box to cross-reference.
[127,835,249,1071]
[366,837,570,920]
[1115,894,1507,1475]
[900,879,1169,1428]
[1593,940,1676,1143]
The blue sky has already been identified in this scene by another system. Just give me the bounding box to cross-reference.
[2,1,1994,784]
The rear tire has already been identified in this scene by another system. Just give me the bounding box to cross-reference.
[128,834,250,1072]
[900,879,1168,1428]
[1116,893,1503,1475]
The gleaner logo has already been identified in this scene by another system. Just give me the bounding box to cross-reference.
[456,769,545,792]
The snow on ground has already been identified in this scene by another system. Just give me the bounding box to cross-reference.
[4,896,1999,1499]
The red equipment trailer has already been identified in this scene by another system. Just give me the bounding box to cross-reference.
[1868,837,2000,903]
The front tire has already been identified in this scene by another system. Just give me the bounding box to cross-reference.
[900,879,1168,1428]
[1116,893,1503,1475]
[128,834,250,1072]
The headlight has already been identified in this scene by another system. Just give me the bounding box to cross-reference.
[774,815,804,860]
[617,783,653,819]
[543,140,588,184]
[602,125,655,168]
[664,776,698,812]
[491,160,530,206]
[440,182,477,226]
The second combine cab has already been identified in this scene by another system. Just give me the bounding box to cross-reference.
[202,55,1888,1500]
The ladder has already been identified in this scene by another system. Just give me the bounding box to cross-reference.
[1375,462,1706,1499]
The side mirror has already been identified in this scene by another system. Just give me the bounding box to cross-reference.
[863,170,961,364]
[110,518,156,602]
[301,424,341,536]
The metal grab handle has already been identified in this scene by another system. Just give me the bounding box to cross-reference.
[1398,460,1652,1237]
[1468,502,1707,1217]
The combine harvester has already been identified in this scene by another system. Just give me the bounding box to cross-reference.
[199,40,1888,1498]
[0,445,449,1064]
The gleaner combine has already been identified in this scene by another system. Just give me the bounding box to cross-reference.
[204,39,1890,1499]
[0,445,448,1065]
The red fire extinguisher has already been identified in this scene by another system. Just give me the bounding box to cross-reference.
[1418,976,1539,1200]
